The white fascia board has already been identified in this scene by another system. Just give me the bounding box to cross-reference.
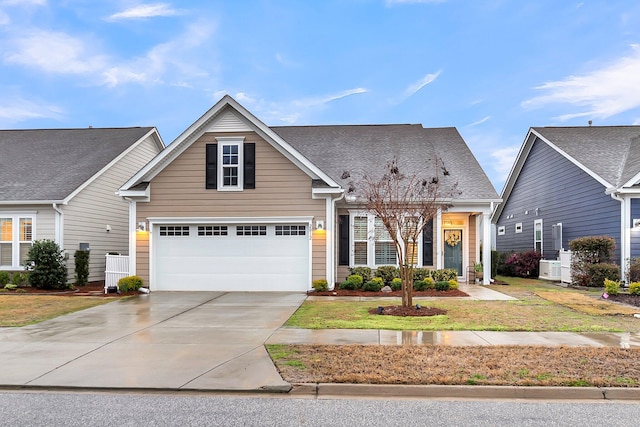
[66,128,163,203]
[118,184,150,201]
[147,216,314,225]
[0,200,63,205]
[120,95,340,191]
[312,187,345,198]
[612,187,640,194]
[492,128,537,222]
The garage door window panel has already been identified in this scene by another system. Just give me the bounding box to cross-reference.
[198,225,228,236]
[275,225,306,236]
[237,225,267,236]
[159,226,190,236]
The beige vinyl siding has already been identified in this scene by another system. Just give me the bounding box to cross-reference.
[468,214,477,267]
[136,131,326,286]
[64,135,161,282]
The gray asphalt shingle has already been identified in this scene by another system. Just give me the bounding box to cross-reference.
[273,124,498,200]
[0,127,153,201]
[533,126,640,188]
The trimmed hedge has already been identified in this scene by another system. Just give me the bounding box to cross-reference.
[118,276,144,292]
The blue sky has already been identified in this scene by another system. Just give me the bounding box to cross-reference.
[1,1,640,193]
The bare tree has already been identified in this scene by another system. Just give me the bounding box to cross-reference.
[348,157,459,307]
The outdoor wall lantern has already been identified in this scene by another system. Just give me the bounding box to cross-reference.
[315,220,325,231]
[136,221,147,232]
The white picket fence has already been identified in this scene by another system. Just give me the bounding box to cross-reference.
[105,254,129,292]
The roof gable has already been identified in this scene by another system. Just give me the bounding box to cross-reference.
[120,95,339,192]
[0,127,159,203]
[493,125,640,221]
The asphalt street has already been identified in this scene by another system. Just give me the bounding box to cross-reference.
[1,391,639,427]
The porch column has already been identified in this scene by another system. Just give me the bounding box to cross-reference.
[482,212,491,285]
[436,209,443,269]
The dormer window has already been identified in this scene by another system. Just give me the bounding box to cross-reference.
[206,137,255,191]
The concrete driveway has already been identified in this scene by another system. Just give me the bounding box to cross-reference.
[0,292,306,391]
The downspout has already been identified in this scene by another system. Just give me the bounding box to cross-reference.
[327,190,345,289]
[52,203,64,249]
[608,190,627,283]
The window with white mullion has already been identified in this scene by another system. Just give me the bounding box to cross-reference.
[0,214,35,268]
[352,216,368,265]
[374,217,396,265]
[0,218,12,267]
[216,138,244,190]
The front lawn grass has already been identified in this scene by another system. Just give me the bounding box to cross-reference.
[286,277,640,332]
[0,296,115,327]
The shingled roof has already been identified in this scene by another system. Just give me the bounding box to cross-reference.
[533,126,640,188]
[0,127,155,202]
[272,124,499,201]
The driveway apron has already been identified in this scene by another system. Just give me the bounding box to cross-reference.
[0,292,307,391]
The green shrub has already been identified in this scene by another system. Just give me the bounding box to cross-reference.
[435,281,451,291]
[413,280,427,291]
[491,250,499,278]
[604,278,620,296]
[374,266,399,286]
[363,279,383,292]
[412,268,431,281]
[118,275,144,292]
[570,236,616,287]
[4,283,17,290]
[339,274,364,290]
[390,277,403,291]
[628,258,640,282]
[448,279,459,290]
[0,271,9,286]
[24,240,69,290]
[586,263,620,287]
[312,279,329,291]
[432,269,458,282]
[11,272,28,287]
[349,267,372,282]
[629,282,640,296]
[74,250,90,286]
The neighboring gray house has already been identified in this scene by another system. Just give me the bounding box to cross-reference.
[0,127,164,282]
[492,126,640,281]
[119,95,500,291]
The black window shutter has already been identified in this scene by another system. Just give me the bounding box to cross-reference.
[206,144,217,189]
[422,218,434,266]
[339,215,349,266]
[244,143,256,189]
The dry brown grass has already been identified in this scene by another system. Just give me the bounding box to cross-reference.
[268,344,640,387]
[535,291,640,316]
[0,296,115,326]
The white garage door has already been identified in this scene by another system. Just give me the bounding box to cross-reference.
[154,223,310,291]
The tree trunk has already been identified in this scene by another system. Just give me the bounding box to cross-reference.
[400,264,413,307]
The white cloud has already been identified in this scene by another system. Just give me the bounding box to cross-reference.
[466,115,491,127]
[3,21,216,88]
[490,145,520,185]
[0,96,63,123]
[522,44,640,121]
[4,30,107,74]
[224,88,368,125]
[403,70,441,98]
[107,3,181,21]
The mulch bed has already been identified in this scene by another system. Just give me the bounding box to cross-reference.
[367,305,448,317]
[2,282,139,297]
[308,289,468,298]
[606,293,640,308]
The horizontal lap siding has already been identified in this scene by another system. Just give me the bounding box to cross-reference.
[136,131,325,286]
[631,199,640,259]
[64,136,161,282]
[496,138,620,260]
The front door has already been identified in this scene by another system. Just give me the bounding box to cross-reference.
[444,229,463,276]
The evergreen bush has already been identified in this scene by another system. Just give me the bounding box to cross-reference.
[74,250,90,286]
[24,240,69,290]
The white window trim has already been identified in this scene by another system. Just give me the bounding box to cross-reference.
[534,218,543,252]
[216,136,244,191]
[515,222,522,234]
[349,211,426,268]
[0,213,36,269]
[497,225,506,236]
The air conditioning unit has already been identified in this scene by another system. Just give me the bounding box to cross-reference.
[539,260,561,281]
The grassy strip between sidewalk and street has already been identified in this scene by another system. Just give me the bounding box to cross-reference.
[0,296,116,327]
[267,344,640,387]
[286,277,640,332]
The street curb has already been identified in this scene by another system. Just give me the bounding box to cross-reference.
[291,383,640,400]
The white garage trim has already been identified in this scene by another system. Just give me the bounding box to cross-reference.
[148,216,313,291]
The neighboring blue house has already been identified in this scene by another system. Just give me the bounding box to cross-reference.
[492,126,640,281]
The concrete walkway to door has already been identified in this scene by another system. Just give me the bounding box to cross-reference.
[0,292,306,391]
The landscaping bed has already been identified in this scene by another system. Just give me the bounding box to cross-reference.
[0,282,139,297]
[308,289,468,298]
